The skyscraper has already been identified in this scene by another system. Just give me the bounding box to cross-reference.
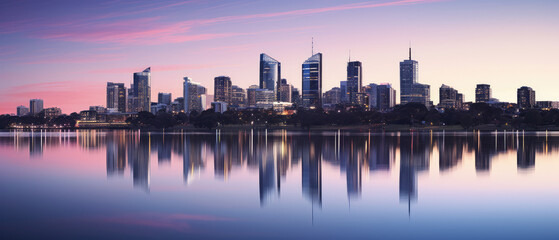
[133,67,151,112]
[158,93,172,106]
[259,53,281,101]
[214,76,232,104]
[183,77,205,113]
[517,86,536,109]
[400,48,430,107]
[475,84,491,103]
[106,82,126,112]
[302,53,322,109]
[377,84,396,111]
[30,99,43,115]
[347,61,362,105]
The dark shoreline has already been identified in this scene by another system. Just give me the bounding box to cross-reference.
[5,124,559,132]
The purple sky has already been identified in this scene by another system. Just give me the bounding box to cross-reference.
[1,0,558,114]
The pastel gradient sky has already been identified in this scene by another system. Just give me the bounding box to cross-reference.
[1,0,558,114]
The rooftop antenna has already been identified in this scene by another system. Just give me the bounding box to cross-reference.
[311,37,314,55]
[349,49,351,62]
[409,41,412,60]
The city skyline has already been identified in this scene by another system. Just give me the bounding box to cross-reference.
[1,0,559,114]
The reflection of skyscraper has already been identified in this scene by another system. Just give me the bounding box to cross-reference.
[259,142,278,206]
[399,134,430,214]
[157,135,171,164]
[346,140,362,199]
[214,139,231,180]
[368,135,395,171]
[183,136,204,184]
[517,135,536,169]
[128,134,150,191]
[302,53,322,109]
[302,139,322,206]
[107,132,126,175]
[439,134,463,171]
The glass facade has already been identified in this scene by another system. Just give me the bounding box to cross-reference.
[347,61,362,105]
[259,53,281,101]
[133,68,151,112]
[400,49,430,107]
[302,53,322,109]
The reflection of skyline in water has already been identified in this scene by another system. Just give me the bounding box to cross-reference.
[1,130,555,209]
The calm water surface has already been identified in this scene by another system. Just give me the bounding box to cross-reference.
[1,130,558,239]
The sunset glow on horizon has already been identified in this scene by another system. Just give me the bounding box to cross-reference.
[1,0,558,114]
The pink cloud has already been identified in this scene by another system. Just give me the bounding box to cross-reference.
[90,63,233,74]
[9,0,442,45]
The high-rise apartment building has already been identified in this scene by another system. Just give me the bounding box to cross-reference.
[214,76,232,105]
[132,67,151,112]
[183,77,206,113]
[475,84,491,103]
[517,86,536,109]
[106,82,126,112]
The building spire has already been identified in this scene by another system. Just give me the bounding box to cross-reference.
[349,49,351,62]
[409,41,412,60]
[311,37,314,55]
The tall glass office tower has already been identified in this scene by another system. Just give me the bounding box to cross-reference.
[302,53,322,109]
[133,67,151,112]
[347,61,362,105]
[259,53,281,101]
[400,48,430,107]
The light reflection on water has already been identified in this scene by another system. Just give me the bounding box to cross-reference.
[0,129,558,239]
